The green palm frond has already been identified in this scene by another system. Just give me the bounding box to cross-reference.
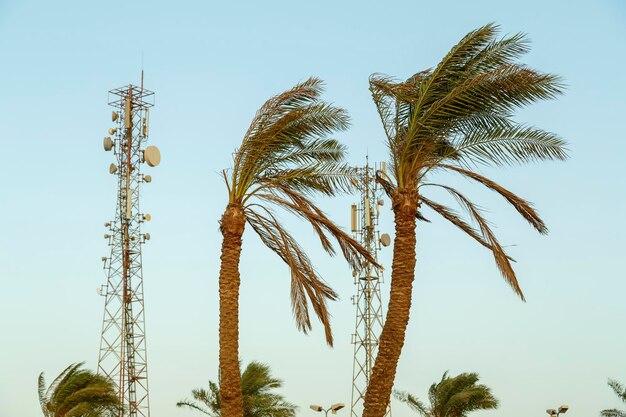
[232,78,350,201]
[397,372,498,417]
[178,361,296,417]
[602,379,626,417]
[601,410,626,417]
[394,391,429,417]
[37,363,117,417]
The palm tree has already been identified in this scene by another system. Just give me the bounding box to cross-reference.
[38,362,118,417]
[177,361,297,417]
[217,77,376,417]
[601,379,626,417]
[362,23,568,417]
[394,372,498,417]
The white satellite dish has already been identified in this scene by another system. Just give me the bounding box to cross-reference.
[144,175,152,183]
[108,128,117,135]
[144,146,161,167]
[109,163,118,174]
[103,137,114,151]
[380,233,391,247]
[143,213,151,221]
[144,233,151,241]
[112,111,119,122]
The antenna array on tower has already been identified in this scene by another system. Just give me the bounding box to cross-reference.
[350,159,391,417]
[98,82,160,417]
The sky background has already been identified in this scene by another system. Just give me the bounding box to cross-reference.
[1,1,625,417]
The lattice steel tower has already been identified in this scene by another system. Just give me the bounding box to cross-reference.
[98,77,160,417]
[350,159,391,417]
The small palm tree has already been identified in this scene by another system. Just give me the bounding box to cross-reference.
[394,372,498,417]
[177,361,296,417]
[362,23,568,417]
[601,379,626,417]
[217,77,376,417]
[38,362,118,417]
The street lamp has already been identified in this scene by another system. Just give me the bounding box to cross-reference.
[310,403,345,417]
[546,405,569,417]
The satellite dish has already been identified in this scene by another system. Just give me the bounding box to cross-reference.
[112,111,119,122]
[103,137,114,151]
[144,175,152,183]
[109,163,118,174]
[144,233,151,241]
[143,213,151,221]
[380,233,391,247]
[144,146,161,167]
[378,199,384,206]
[96,287,101,295]
[104,234,111,239]
[108,128,117,135]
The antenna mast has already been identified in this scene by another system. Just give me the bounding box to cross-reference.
[98,82,159,417]
[350,157,392,417]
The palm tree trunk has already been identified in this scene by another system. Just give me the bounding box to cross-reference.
[363,188,418,417]
[219,203,246,417]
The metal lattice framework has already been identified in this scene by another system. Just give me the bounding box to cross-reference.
[350,159,391,417]
[98,83,155,417]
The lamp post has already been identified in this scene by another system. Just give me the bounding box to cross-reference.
[310,403,345,417]
[546,405,569,417]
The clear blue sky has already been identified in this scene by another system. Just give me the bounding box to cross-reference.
[1,1,625,417]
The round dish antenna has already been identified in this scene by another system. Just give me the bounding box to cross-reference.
[108,128,117,135]
[112,111,119,122]
[103,137,114,151]
[144,146,161,167]
[109,163,118,174]
[144,175,152,183]
[380,233,391,247]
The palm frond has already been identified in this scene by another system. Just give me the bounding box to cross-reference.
[450,124,568,167]
[421,185,524,300]
[419,195,500,253]
[440,164,548,233]
[394,391,429,417]
[177,399,215,416]
[232,78,350,201]
[244,206,338,345]
[601,410,626,417]
[253,186,377,270]
[608,379,626,402]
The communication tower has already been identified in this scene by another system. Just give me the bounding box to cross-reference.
[97,77,160,417]
[350,159,392,417]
